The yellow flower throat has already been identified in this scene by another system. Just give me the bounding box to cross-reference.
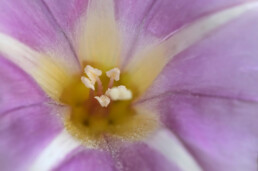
[60,64,158,146]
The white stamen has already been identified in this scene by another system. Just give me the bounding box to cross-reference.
[106,68,120,81]
[81,65,132,106]
[84,65,102,84]
[94,95,111,107]
[81,76,95,90]
[105,85,132,101]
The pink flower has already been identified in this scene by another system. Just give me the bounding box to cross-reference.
[0,0,258,171]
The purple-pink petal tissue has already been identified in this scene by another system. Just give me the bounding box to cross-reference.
[0,0,258,171]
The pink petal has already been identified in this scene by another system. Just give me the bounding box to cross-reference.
[53,149,116,171]
[159,95,258,171]
[0,56,46,114]
[115,0,155,29]
[139,7,258,171]
[116,0,254,66]
[143,6,258,102]
[0,104,63,171]
[42,0,89,43]
[43,0,153,65]
[115,143,181,171]
[0,0,80,70]
[115,0,155,64]
[142,0,256,38]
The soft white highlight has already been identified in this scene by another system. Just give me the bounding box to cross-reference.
[0,33,70,100]
[30,130,81,171]
[146,129,202,171]
[124,1,258,94]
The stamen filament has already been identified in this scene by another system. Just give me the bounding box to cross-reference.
[89,89,94,100]
[81,65,132,108]
[96,77,103,95]
[108,77,114,88]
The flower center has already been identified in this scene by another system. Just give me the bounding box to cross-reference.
[60,65,158,146]
[81,65,132,107]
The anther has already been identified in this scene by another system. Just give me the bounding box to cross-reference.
[94,95,110,107]
[85,65,102,84]
[81,65,103,91]
[106,68,120,81]
[81,65,133,107]
[105,85,132,101]
[81,76,95,90]
[106,68,120,88]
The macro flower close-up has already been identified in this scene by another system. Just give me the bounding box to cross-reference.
[0,0,258,171]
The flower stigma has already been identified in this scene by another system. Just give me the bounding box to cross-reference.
[61,65,158,146]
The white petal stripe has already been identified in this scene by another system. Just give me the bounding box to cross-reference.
[125,1,258,94]
[0,33,71,100]
[146,129,202,171]
[29,130,81,171]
